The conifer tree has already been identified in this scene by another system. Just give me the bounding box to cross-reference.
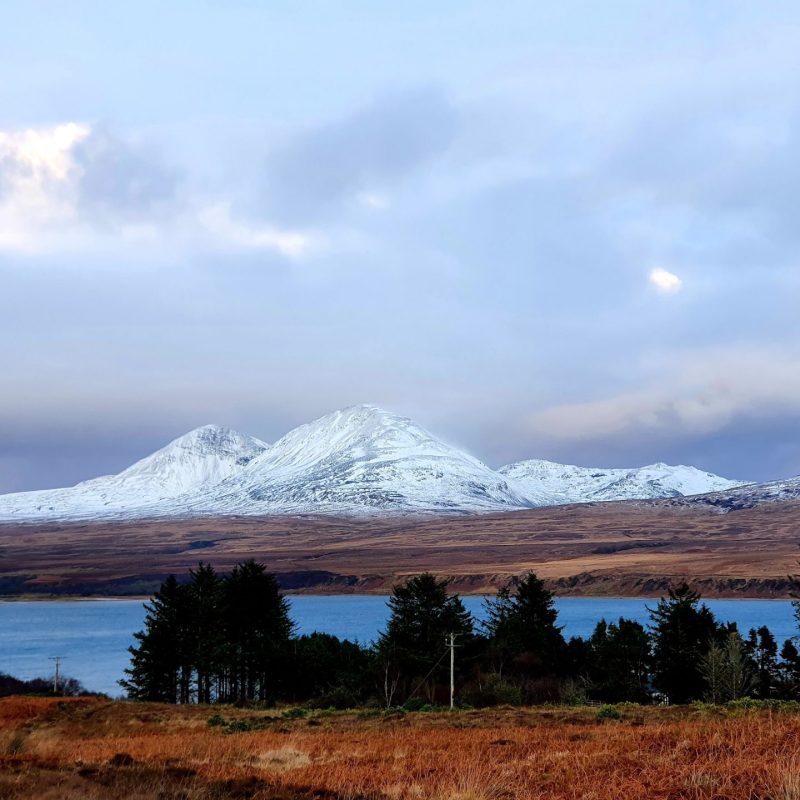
[483,572,566,680]
[187,562,222,704]
[120,575,190,702]
[649,584,721,703]
[779,639,800,697]
[377,573,474,703]
[587,618,650,703]
[219,560,294,703]
[744,625,779,698]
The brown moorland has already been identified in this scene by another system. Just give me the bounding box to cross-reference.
[1,499,799,597]
[2,697,800,799]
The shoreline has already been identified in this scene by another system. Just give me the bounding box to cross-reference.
[1,592,797,602]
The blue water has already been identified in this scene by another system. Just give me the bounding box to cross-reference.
[0,597,796,696]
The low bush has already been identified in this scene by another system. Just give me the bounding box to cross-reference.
[309,686,359,710]
[461,674,523,708]
[597,704,622,720]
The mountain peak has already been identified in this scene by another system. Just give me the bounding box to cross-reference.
[201,404,530,514]
[263,405,436,465]
[0,406,754,521]
[500,458,746,504]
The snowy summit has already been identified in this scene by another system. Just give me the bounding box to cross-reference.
[0,405,756,522]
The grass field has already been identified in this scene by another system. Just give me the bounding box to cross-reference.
[1,698,800,799]
[4,500,800,598]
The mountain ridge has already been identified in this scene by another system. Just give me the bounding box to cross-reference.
[0,404,768,522]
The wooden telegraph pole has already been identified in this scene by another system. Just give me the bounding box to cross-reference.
[446,633,457,709]
[49,656,63,695]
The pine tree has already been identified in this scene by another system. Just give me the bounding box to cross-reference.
[219,560,294,703]
[744,625,779,698]
[376,573,474,704]
[483,572,566,680]
[587,617,650,703]
[649,583,721,703]
[120,575,191,702]
[779,639,800,698]
[187,563,222,704]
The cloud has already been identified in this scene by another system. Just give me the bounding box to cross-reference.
[649,267,683,294]
[262,87,458,223]
[0,122,316,261]
[197,201,317,258]
[72,127,179,224]
[526,347,800,445]
[0,123,90,250]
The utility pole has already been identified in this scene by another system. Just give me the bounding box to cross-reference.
[446,633,457,710]
[49,656,63,695]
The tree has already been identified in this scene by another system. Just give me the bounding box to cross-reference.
[483,572,566,680]
[703,631,756,702]
[121,575,191,702]
[744,626,779,699]
[648,584,722,703]
[186,563,222,704]
[218,560,294,704]
[778,639,800,698]
[587,618,651,703]
[376,573,474,704]
[286,633,372,706]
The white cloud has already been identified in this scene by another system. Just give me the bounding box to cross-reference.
[526,347,800,443]
[0,123,90,250]
[197,201,317,259]
[0,122,317,261]
[649,267,683,294]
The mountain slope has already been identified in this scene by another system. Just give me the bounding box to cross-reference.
[0,406,757,521]
[672,475,800,511]
[0,425,268,520]
[500,459,747,505]
[189,405,533,515]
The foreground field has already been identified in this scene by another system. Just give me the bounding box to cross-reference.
[2,698,800,799]
[2,499,800,598]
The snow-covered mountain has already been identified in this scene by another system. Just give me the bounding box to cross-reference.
[186,405,532,515]
[499,459,747,506]
[672,475,800,511]
[0,404,756,522]
[0,425,268,521]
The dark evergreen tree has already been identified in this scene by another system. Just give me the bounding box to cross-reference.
[218,560,294,704]
[376,573,474,704]
[744,625,779,698]
[587,618,650,703]
[120,575,191,702]
[187,562,222,704]
[779,639,800,698]
[483,572,567,681]
[648,584,721,703]
[287,633,372,706]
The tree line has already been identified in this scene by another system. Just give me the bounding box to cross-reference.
[122,561,800,707]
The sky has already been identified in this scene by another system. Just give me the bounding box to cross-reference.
[1,0,800,491]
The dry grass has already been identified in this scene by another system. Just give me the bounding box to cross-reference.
[3,698,800,799]
[4,500,800,598]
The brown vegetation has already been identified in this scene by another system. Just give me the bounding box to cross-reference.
[3,697,800,799]
[1,500,800,598]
